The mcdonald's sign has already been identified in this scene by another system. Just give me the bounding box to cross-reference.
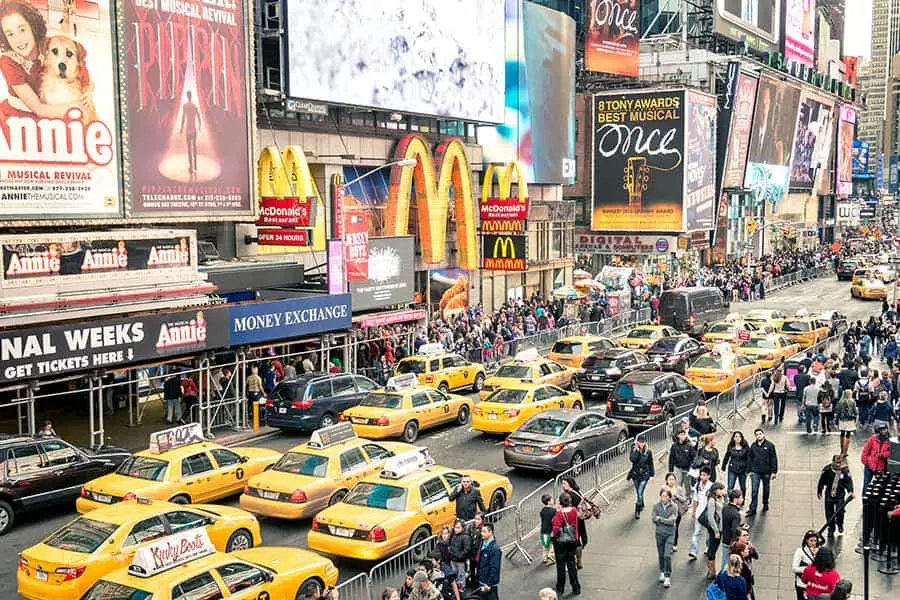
[256,146,326,251]
[385,134,478,270]
[481,234,526,271]
[480,162,529,234]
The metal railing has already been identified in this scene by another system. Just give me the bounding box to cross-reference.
[333,573,371,600]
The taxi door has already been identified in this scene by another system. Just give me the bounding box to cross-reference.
[338,446,371,488]
[180,451,219,502]
[410,390,440,428]
[527,386,553,419]
[537,363,555,386]
[419,476,453,532]
[109,514,170,571]
[208,448,248,497]
[427,389,455,424]
[544,385,573,409]
[210,562,275,599]
[445,355,471,389]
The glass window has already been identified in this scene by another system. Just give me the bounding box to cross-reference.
[539,364,552,377]
[443,472,462,489]
[589,339,615,351]
[551,341,582,354]
[544,386,565,399]
[582,414,605,428]
[429,359,440,372]
[182,453,214,477]
[344,482,408,511]
[308,380,333,399]
[613,383,655,401]
[674,377,691,391]
[495,365,532,378]
[362,444,393,461]
[209,449,241,468]
[44,517,119,553]
[40,440,79,466]
[332,376,357,396]
[520,417,570,436]
[272,452,329,477]
[124,516,167,547]
[692,355,726,369]
[83,581,152,600]
[9,444,44,474]
[419,477,449,504]
[570,417,591,433]
[164,510,208,534]
[116,456,168,481]
[532,387,549,402]
[397,360,426,375]
[411,392,431,408]
[172,572,223,600]
[354,376,378,391]
[620,354,636,367]
[215,562,267,594]
[359,393,403,409]
[339,448,368,473]
[484,389,529,404]
[739,338,776,349]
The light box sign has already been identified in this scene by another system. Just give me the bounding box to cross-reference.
[228,295,352,346]
[481,234,526,271]
[836,106,856,197]
[327,240,345,295]
[257,197,312,227]
[684,90,717,231]
[789,91,834,190]
[349,236,415,312]
[584,0,640,77]
[344,208,369,281]
[784,0,816,68]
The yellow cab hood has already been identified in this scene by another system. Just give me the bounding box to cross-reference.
[246,468,319,493]
[318,504,410,530]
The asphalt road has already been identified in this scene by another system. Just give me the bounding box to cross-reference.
[3,273,885,597]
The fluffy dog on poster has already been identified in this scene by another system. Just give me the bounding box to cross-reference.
[39,34,97,124]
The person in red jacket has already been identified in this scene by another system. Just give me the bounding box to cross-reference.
[800,547,841,598]
[551,492,581,596]
[861,424,892,492]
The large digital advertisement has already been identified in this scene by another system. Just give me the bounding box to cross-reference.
[584,0,640,77]
[789,91,833,190]
[285,0,505,123]
[349,236,415,312]
[479,0,576,185]
[720,68,758,190]
[0,0,121,220]
[684,90,717,231]
[836,106,856,197]
[591,90,685,232]
[121,0,253,215]
[714,0,780,54]
[784,0,816,68]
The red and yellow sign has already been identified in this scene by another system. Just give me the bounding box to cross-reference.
[257,146,325,251]
[344,208,369,281]
[480,162,529,234]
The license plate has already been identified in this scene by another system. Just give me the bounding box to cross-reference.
[331,526,354,538]
[261,490,279,500]
[520,445,536,454]
[36,570,48,582]
[590,375,600,381]
[488,413,498,420]
[278,407,287,414]
[352,417,366,424]
[94,493,111,503]
[623,406,636,412]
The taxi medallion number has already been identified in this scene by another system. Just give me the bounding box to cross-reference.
[330,526,354,538]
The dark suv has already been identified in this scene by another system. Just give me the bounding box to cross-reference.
[645,336,709,374]
[576,349,659,398]
[0,435,129,535]
[265,372,378,431]
[607,371,704,430]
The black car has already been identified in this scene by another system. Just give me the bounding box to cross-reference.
[836,260,859,281]
[0,435,129,535]
[645,336,709,374]
[576,349,659,398]
[265,372,379,431]
[607,371,705,430]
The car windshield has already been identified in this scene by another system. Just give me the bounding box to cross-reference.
[519,417,570,436]
[115,456,167,481]
[708,324,736,334]
[484,389,529,404]
[344,482,407,511]
[582,356,615,370]
[551,341,581,354]
[744,311,770,320]
[627,328,655,338]
[649,338,680,352]
[495,365,533,379]
[82,581,152,600]
[692,355,728,369]
[396,360,426,374]
[739,338,776,349]
[272,452,329,477]
[612,383,655,401]
[780,321,810,333]
[43,518,119,554]
[359,393,403,409]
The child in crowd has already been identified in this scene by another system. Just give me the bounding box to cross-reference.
[540,493,557,564]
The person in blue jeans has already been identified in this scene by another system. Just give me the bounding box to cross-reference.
[746,428,778,516]
[628,437,655,519]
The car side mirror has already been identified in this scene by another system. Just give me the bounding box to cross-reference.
[264,571,275,583]
[240,456,249,463]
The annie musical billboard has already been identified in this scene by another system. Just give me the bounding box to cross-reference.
[591,89,685,232]
[0,0,121,221]
[121,0,254,216]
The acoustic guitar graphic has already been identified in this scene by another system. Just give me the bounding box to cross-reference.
[623,157,650,209]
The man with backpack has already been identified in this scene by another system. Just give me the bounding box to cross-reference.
[854,369,874,431]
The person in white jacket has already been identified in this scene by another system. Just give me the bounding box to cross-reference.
[791,530,820,600]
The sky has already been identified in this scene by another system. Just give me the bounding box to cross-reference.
[844,0,872,58]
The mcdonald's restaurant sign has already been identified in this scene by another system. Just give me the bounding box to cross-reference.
[481,234,526,272]
[480,162,529,234]
[256,146,325,250]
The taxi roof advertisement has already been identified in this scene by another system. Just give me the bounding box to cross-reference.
[591,89,686,233]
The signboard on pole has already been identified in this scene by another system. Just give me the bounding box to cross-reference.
[344,208,369,281]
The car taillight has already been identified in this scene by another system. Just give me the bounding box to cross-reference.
[688,313,696,327]
[311,517,320,530]
[17,556,28,570]
[547,443,566,454]
[503,438,514,448]
[80,486,88,498]
[503,409,520,417]
[265,398,273,408]
[291,399,313,410]
[376,416,390,426]
[649,403,663,415]
[55,566,86,581]
[122,492,136,502]
[368,527,387,542]
[424,375,434,383]
[289,489,307,503]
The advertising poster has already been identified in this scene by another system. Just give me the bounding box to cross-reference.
[684,90,717,231]
[789,92,833,189]
[430,269,469,319]
[852,140,870,175]
[713,0,780,54]
[122,0,253,215]
[745,76,801,210]
[327,240,345,295]
[0,0,121,221]
[285,0,505,123]
[349,236,416,312]
[584,0,640,77]
[591,90,685,232]
[813,100,836,195]
[720,70,758,189]
[784,0,816,67]
[343,208,369,281]
[481,233,526,271]
[836,106,856,197]
[478,0,576,185]
[340,165,391,235]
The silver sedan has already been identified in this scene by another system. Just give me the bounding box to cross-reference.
[503,409,629,473]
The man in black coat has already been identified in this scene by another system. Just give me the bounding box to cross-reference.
[747,428,778,516]
[721,489,744,567]
[668,429,697,502]
[450,474,487,521]
[817,454,854,538]
[793,365,812,424]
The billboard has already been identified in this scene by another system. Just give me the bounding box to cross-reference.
[574,234,674,254]
[480,162,529,234]
[0,0,121,221]
[481,234,526,271]
[121,0,253,216]
[713,0,780,54]
[836,106,856,197]
[229,295,352,346]
[719,68,758,189]
[478,0,576,185]
[350,237,415,312]
[430,269,469,320]
[285,0,505,123]
[257,146,325,251]
[784,0,816,67]
[343,208,369,281]
[584,0,640,77]
[891,155,899,194]
[684,90,717,231]
[789,92,834,189]
[852,140,870,175]
[591,90,685,232]
[745,76,801,210]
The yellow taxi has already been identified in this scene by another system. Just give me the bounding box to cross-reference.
[685,350,761,394]
[700,319,761,349]
[480,348,576,400]
[395,343,487,393]
[308,451,512,561]
[77,424,281,513]
[852,267,876,285]
[78,528,338,600]
[735,334,801,368]
[472,383,584,434]
[776,317,830,349]
[340,374,474,443]
[17,498,261,600]
[742,309,787,330]
[619,325,682,350]
[874,264,896,283]
[239,422,416,519]
[547,335,619,368]
[850,278,888,300]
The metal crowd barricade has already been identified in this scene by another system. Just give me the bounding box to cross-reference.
[592,438,635,503]
[554,455,602,501]
[484,505,529,561]
[368,533,439,595]
[515,479,557,546]
[333,573,371,600]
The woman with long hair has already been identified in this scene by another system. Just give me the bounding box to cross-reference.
[703,482,727,579]
[696,434,721,482]
[663,472,688,551]
[713,554,748,600]
[730,540,756,599]
[560,476,588,568]
[628,437,655,520]
[551,492,580,596]
[792,530,820,600]
[772,368,788,424]
[721,431,749,494]
[800,547,841,598]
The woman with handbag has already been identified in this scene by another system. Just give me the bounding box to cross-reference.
[628,438,655,519]
[560,477,589,568]
[703,482,728,580]
[551,492,581,596]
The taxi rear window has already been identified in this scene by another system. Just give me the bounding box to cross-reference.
[272,452,329,477]
[83,580,151,600]
[550,341,581,354]
[396,360,427,374]
[707,324,735,334]
[494,365,532,379]
[345,482,407,511]
[360,393,403,409]
[780,321,810,333]
[691,356,727,369]
[484,389,529,404]
[116,456,167,481]
[739,338,776,349]
[44,517,118,553]
[627,328,656,338]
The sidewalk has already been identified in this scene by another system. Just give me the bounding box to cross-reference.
[501,413,892,600]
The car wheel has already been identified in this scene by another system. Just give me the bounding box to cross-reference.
[402,420,419,443]
[616,431,629,454]
[318,413,336,429]
[457,404,470,425]
[295,578,323,600]
[489,489,507,512]
[572,401,584,410]
[226,529,254,552]
[473,374,485,392]
[409,526,432,560]
[169,494,190,505]
[438,382,450,394]
[0,500,14,535]
[570,451,585,470]
[328,489,347,506]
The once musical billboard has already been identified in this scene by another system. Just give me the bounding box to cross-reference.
[584,0,640,77]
